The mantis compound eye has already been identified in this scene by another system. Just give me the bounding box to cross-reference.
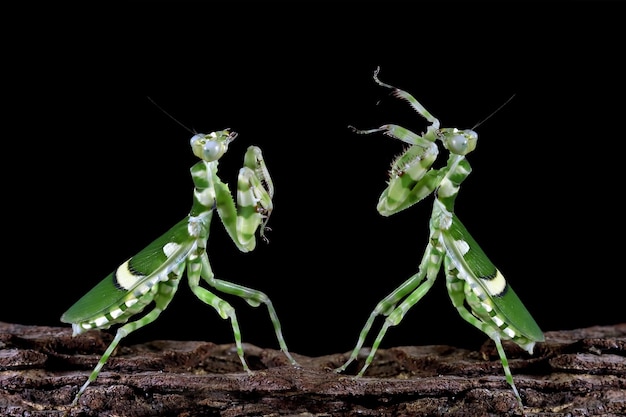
[443,128,478,156]
[202,140,223,161]
[190,133,227,161]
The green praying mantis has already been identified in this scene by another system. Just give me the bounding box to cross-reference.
[335,68,544,409]
[61,129,298,407]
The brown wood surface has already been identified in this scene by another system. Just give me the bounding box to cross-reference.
[1,321,624,416]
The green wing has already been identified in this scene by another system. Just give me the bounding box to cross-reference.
[444,214,544,342]
[61,217,195,323]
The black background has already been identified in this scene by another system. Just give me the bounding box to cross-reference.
[3,3,624,358]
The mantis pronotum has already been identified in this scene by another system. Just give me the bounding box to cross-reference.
[61,129,298,407]
[336,68,544,410]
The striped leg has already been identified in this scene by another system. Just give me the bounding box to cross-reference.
[349,123,442,217]
[371,66,440,131]
[336,231,445,375]
[444,257,523,407]
[70,268,183,406]
[213,145,274,252]
[198,253,298,366]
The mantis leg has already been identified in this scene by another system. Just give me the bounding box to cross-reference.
[214,145,274,252]
[336,232,444,375]
[350,124,442,217]
[371,66,440,131]
[70,267,183,406]
[199,253,298,366]
[175,227,251,371]
[444,256,523,408]
[186,268,250,371]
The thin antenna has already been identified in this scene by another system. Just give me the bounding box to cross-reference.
[147,96,195,134]
[472,94,516,130]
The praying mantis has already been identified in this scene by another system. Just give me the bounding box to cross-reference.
[61,129,298,407]
[335,68,544,410]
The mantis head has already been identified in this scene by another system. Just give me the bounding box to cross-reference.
[190,129,238,162]
[439,128,478,156]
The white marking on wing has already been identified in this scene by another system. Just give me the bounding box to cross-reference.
[481,271,507,296]
[115,260,145,291]
[163,242,181,258]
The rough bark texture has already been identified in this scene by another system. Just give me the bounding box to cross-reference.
[0,321,624,417]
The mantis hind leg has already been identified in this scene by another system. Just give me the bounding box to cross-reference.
[69,275,181,407]
[444,257,524,409]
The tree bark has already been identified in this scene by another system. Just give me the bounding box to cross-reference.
[1,321,624,416]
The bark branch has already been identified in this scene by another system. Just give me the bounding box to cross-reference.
[1,321,624,416]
